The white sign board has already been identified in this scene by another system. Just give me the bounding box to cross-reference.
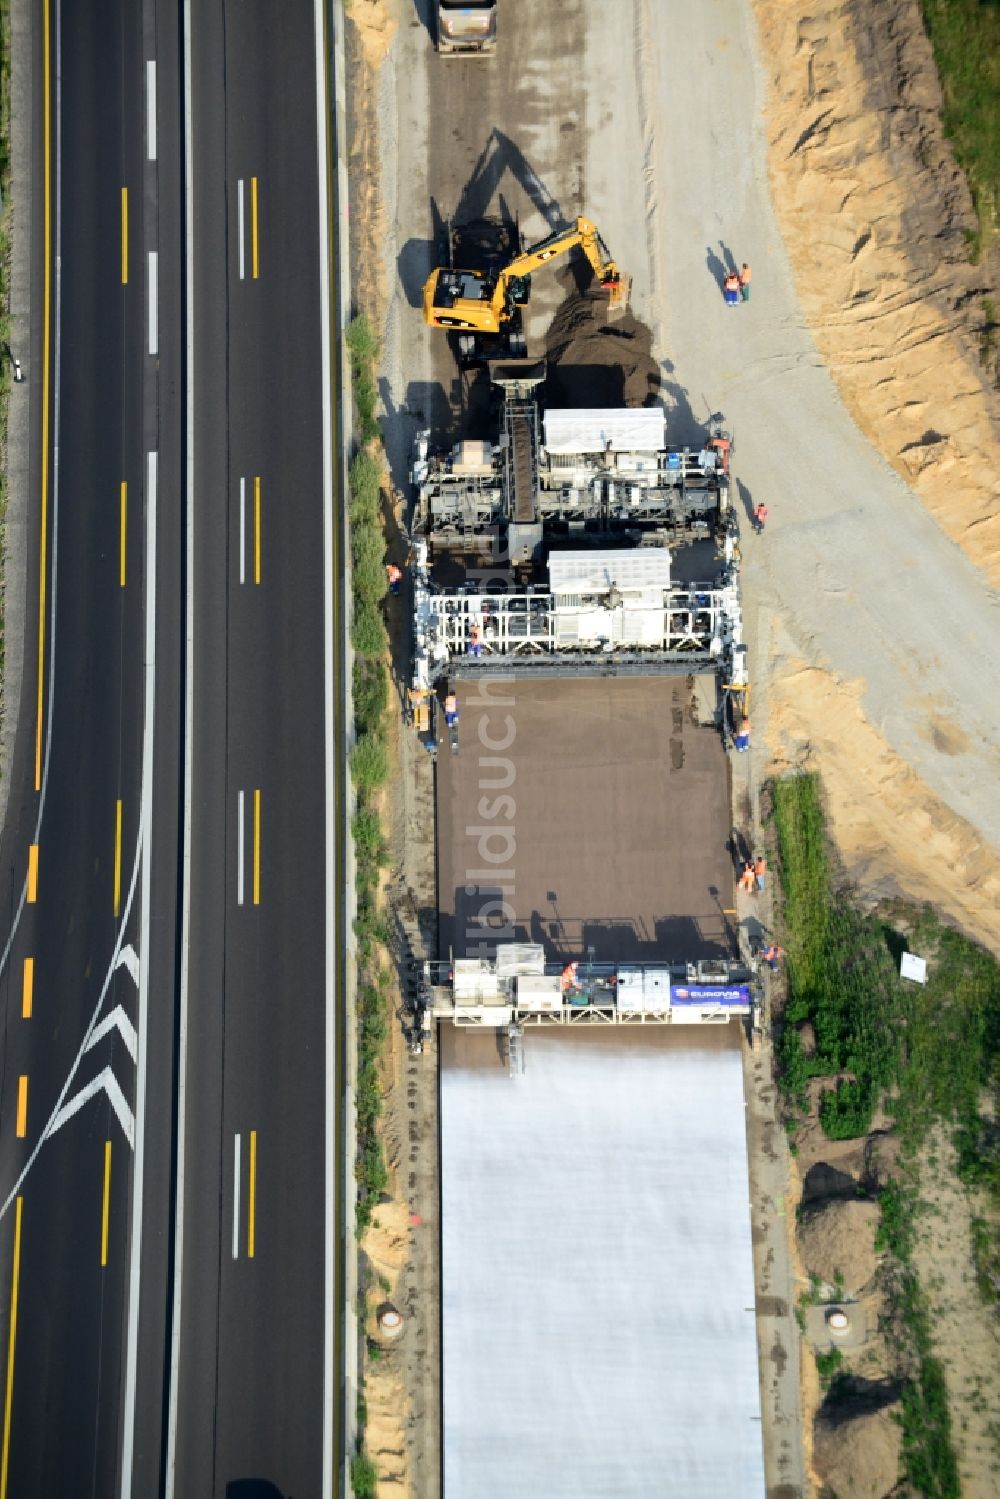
[900,951,927,985]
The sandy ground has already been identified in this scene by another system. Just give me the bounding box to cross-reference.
[752,0,1000,588]
[912,1125,1000,1496]
[645,1,1000,961]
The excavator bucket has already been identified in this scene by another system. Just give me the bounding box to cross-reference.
[603,270,632,319]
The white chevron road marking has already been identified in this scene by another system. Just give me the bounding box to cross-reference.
[86,1005,138,1063]
[116,943,140,987]
[46,1066,135,1151]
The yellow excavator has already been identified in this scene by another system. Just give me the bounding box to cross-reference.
[422,216,629,357]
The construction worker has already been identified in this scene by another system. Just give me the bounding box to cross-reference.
[467,622,483,658]
[761,943,785,973]
[386,561,403,596]
[753,502,768,535]
[444,692,459,727]
[560,961,579,994]
[739,263,752,302]
[735,715,751,752]
[723,271,740,307]
[754,855,767,892]
[739,861,755,895]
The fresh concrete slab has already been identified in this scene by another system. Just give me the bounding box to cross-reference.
[437,677,734,963]
[441,1024,765,1498]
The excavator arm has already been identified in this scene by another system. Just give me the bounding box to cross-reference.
[503,217,619,284]
[422,214,628,345]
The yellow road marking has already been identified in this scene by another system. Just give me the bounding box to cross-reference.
[247,1129,257,1258]
[251,176,259,279]
[26,846,38,904]
[21,961,33,1021]
[120,481,127,586]
[101,1141,112,1267]
[254,476,261,585]
[121,187,128,284]
[35,0,52,792]
[113,800,123,916]
[0,1196,24,1499]
[15,1079,27,1140]
[253,789,261,906]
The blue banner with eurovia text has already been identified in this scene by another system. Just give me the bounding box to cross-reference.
[670,984,750,1006]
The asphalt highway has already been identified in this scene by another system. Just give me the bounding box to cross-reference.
[0,0,183,1495]
[0,0,341,1493]
[169,2,338,1495]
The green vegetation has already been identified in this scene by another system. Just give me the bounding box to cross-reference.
[814,1346,843,1382]
[772,772,1000,1495]
[897,1268,961,1499]
[875,1178,916,1260]
[773,776,899,1138]
[346,314,392,1237]
[773,775,1000,1168]
[347,314,394,1496]
[350,732,390,793]
[794,1272,825,1333]
[919,1,1000,264]
[350,1452,378,1498]
[346,314,381,443]
[969,1214,1000,1305]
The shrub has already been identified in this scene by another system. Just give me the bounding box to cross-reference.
[353,658,387,735]
[350,733,390,792]
[346,311,379,368]
[350,1452,378,1497]
[352,599,388,659]
[353,550,389,608]
[820,1078,876,1140]
[346,314,381,442]
[353,803,384,860]
[349,449,382,525]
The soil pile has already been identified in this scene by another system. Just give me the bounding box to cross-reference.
[752,0,1000,588]
[348,0,398,66]
[798,1198,881,1292]
[813,1404,902,1499]
[544,281,661,409]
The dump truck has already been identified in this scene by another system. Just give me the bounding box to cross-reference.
[436,2,497,56]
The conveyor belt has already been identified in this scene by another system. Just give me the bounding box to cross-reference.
[511,411,535,522]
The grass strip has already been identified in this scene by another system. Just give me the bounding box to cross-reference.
[918,0,1000,263]
[345,313,393,1493]
[346,314,391,1237]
